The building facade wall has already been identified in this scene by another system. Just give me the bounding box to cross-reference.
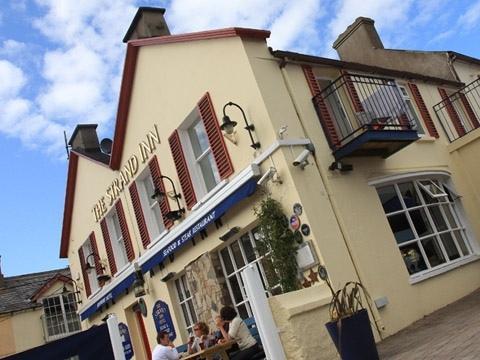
[0,315,16,358]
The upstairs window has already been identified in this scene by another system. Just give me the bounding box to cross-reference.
[42,293,81,341]
[168,93,233,210]
[398,85,424,134]
[182,115,221,197]
[80,237,100,294]
[375,175,472,277]
[137,168,166,241]
[101,201,134,275]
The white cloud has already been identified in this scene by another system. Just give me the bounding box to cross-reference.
[458,0,480,30]
[0,61,27,99]
[0,40,27,57]
[168,0,324,53]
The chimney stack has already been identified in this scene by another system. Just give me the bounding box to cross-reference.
[333,17,383,61]
[123,7,170,43]
[68,124,101,153]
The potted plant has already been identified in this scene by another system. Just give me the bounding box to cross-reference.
[318,265,379,360]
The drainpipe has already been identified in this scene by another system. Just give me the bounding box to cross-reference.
[277,58,385,338]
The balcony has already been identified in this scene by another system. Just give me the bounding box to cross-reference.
[433,78,480,142]
[312,73,419,161]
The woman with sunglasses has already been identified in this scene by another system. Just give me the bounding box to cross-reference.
[187,322,212,354]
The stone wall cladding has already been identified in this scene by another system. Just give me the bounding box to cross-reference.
[185,252,232,331]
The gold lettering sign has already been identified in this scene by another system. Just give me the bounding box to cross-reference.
[92,125,160,222]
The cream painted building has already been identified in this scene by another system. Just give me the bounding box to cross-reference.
[59,8,480,360]
[0,267,81,358]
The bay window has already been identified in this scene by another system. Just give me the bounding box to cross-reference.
[375,174,473,276]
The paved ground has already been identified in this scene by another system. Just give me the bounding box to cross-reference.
[377,289,480,360]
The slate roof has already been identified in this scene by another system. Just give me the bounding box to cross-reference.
[0,267,70,315]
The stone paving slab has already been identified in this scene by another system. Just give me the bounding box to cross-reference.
[377,289,480,360]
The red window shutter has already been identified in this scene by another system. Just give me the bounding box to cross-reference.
[149,156,173,229]
[115,201,135,262]
[89,232,104,275]
[169,130,197,210]
[438,88,466,137]
[197,92,234,179]
[101,218,117,276]
[459,92,480,129]
[302,65,340,148]
[129,182,151,248]
[407,83,439,138]
[341,70,364,113]
[78,247,91,298]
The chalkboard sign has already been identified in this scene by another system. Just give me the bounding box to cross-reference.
[152,300,177,341]
[118,322,134,360]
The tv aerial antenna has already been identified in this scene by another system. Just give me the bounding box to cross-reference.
[64,130,71,160]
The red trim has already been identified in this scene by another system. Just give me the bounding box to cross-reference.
[198,92,234,180]
[135,311,152,360]
[342,70,364,113]
[459,92,480,128]
[110,45,139,170]
[438,88,466,137]
[79,247,92,297]
[129,182,151,248]
[30,274,72,301]
[169,130,197,210]
[60,152,78,258]
[116,201,135,262]
[302,65,340,148]
[408,83,439,138]
[101,219,117,276]
[129,27,270,47]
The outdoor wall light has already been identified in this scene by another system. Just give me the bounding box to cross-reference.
[133,263,146,298]
[151,175,185,221]
[62,277,82,304]
[85,252,112,283]
[221,101,261,149]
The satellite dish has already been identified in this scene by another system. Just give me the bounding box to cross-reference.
[100,138,113,155]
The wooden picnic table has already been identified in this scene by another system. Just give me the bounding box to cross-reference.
[180,340,235,360]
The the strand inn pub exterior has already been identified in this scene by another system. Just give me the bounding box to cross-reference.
[59,8,480,360]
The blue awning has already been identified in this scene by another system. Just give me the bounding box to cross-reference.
[80,178,257,320]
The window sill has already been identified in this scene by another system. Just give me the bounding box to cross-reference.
[191,180,229,212]
[417,135,437,142]
[113,263,131,278]
[146,229,169,250]
[409,254,480,284]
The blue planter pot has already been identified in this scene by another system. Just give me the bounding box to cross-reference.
[325,309,379,360]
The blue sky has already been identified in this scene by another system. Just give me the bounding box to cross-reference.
[0,0,479,276]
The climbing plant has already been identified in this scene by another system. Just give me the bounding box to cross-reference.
[254,196,299,293]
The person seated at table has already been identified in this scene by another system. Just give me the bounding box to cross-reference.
[152,331,180,360]
[188,321,213,354]
[216,306,260,360]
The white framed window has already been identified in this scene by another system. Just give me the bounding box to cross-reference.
[398,85,425,134]
[81,239,100,294]
[219,227,278,319]
[41,293,81,341]
[106,209,129,270]
[174,274,197,334]
[179,110,221,199]
[376,175,473,277]
[137,168,165,242]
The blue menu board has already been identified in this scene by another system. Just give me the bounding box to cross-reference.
[152,300,177,341]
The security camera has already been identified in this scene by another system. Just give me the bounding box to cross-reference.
[257,167,277,186]
[293,149,311,168]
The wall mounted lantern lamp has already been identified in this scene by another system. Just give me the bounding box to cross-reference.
[133,263,146,298]
[221,102,261,149]
[151,175,186,221]
[62,277,82,304]
[85,252,111,283]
